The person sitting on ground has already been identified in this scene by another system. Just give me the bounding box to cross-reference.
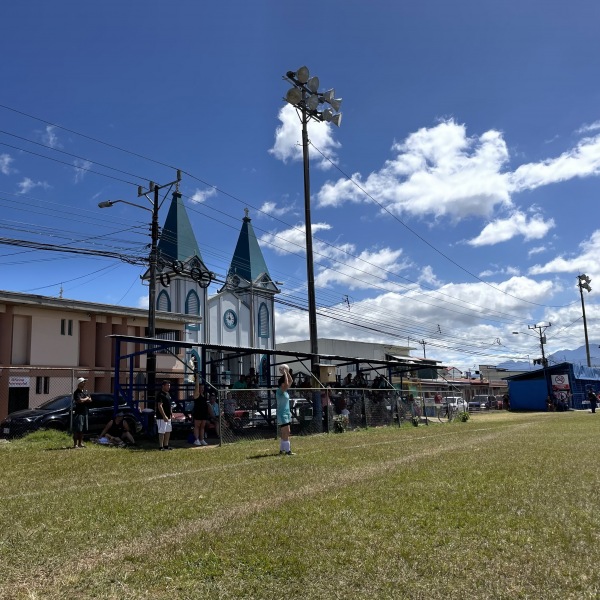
[99,412,135,446]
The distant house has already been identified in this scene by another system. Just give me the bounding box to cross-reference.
[0,290,198,417]
[444,367,463,379]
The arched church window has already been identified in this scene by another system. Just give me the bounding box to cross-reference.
[258,302,269,338]
[186,290,200,315]
[157,290,171,312]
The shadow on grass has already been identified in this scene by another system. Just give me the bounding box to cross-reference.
[247,452,282,460]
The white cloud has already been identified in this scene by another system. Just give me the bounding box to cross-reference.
[576,121,600,134]
[42,125,61,149]
[259,201,289,218]
[316,120,512,219]
[529,230,600,279]
[190,187,217,203]
[313,120,600,232]
[528,245,546,258]
[17,177,50,195]
[0,153,15,175]
[509,134,600,192]
[418,265,442,287]
[467,210,555,246]
[260,222,331,256]
[137,295,149,309]
[275,274,557,366]
[315,246,407,290]
[269,104,341,170]
[479,265,520,278]
[73,159,92,183]
[261,222,408,290]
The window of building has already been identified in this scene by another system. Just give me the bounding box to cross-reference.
[185,290,200,315]
[60,319,73,336]
[36,376,50,394]
[258,303,269,338]
[145,327,182,355]
[157,290,171,312]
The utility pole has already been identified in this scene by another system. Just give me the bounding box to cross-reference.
[100,170,182,408]
[577,274,592,367]
[419,339,427,359]
[529,322,551,367]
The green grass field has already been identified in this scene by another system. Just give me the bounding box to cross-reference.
[1,411,599,599]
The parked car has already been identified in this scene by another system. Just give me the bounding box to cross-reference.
[469,395,494,411]
[0,393,142,439]
[444,396,468,412]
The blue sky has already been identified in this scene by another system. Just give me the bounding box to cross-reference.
[2,0,600,370]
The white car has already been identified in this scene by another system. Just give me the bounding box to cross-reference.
[444,396,468,412]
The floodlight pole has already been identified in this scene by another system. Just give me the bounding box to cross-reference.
[283,66,342,433]
[300,89,320,389]
[578,274,592,367]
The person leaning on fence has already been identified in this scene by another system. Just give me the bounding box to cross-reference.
[99,413,135,446]
[277,366,295,456]
[156,380,173,450]
[72,377,92,448]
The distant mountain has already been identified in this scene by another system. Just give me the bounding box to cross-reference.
[497,343,600,371]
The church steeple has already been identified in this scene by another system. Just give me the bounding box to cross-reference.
[157,190,202,263]
[227,209,271,284]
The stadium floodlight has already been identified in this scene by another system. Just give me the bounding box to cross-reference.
[280,66,343,432]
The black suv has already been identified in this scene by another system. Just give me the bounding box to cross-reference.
[0,394,142,439]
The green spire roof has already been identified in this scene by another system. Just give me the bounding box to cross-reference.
[157,191,202,263]
[228,210,270,282]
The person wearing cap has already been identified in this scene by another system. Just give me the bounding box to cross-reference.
[156,380,173,450]
[72,377,92,448]
[99,412,135,446]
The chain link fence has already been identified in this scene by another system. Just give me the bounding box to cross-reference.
[1,370,494,444]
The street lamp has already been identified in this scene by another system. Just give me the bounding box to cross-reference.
[282,65,342,400]
[99,171,181,404]
[577,274,592,367]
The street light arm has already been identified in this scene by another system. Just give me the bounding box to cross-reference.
[98,199,152,213]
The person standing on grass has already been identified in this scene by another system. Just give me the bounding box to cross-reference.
[156,380,173,450]
[72,377,91,448]
[587,388,597,414]
[192,380,210,446]
[277,365,294,456]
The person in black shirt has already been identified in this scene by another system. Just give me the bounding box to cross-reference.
[156,380,173,450]
[72,377,92,448]
[99,413,135,446]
